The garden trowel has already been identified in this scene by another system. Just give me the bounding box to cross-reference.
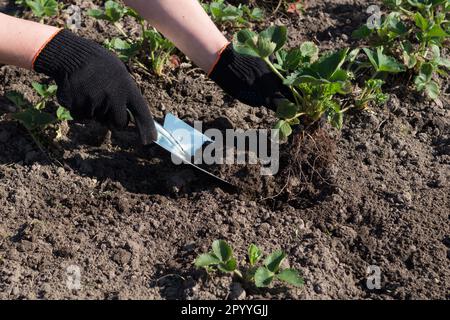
[153,113,235,188]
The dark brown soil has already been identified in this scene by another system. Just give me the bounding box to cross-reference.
[0,0,449,300]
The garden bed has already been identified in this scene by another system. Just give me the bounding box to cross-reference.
[0,0,449,299]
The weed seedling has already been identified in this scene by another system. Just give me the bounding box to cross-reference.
[195,240,303,288]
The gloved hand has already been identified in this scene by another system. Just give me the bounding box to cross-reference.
[209,43,292,111]
[33,29,156,145]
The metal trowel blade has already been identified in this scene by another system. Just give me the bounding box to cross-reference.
[154,113,235,189]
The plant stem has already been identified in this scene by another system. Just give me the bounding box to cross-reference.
[263,57,285,81]
[340,105,354,113]
[114,22,129,39]
[263,57,304,106]
[398,6,414,16]
[134,59,151,74]
[286,112,305,122]
[371,71,380,80]
[234,270,243,279]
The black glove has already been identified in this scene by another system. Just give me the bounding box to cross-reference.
[33,29,156,145]
[209,43,292,111]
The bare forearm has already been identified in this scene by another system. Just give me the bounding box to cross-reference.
[0,13,59,69]
[124,0,228,73]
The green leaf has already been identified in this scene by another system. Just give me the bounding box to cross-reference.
[26,0,57,18]
[276,100,298,119]
[25,0,44,17]
[426,24,448,38]
[246,266,258,279]
[329,69,349,82]
[384,0,403,9]
[327,105,344,129]
[274,120,292,140]
[264,250,286,273]
[385,12,408,36]
[256,37,277,58]
[408,0,433,10]
[259,25,287,53]
[35,101,45,111]
[47,85,57,96]
[218,258,238,273]
[87,9,106,19]
[401,41,417,68]
[194,253,220,268]
[363,48,378,70]
[6,91,28,108]
[248,7,264,21]
[12,108,55,130]
[105,38,140,61]
[376,48,405,73]
[309,49,349,80]
[416,63,434,85]
[254,267,274,287]
[43,0,57,16]
[248,244,263,266]
[352,25,373,39]
[429,44,441,59]
[104,0,124,22]
[425,81,439,99]
[32,82,47,97]
[212,240,233,262]
[109,38,130,50]
[300,42,319,62]
[436,57,450,68]
[56,106,73,121]
[276,269,304,287]
[280,48,307,70]
[125,7,141,20]
[31,82,57,98]
[414,12,429,31]
[347,48,360,63]
[233,29,259,57]
[363,47,405,73]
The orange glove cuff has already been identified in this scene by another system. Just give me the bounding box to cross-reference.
[207,42,231,77]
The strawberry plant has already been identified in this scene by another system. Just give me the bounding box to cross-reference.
[233,26,400,139]
[202,0,264,28]
[88,0,176,77]
[195,240,303,288]
[15,0,59,21]
[352,0,449,99]
[7,82,72,132]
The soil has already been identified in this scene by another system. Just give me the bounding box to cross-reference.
[0,0,449,300]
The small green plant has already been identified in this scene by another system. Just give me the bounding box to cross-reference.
[352,0,449,99]
[88,0,176,76]
[195,240,304,288]
[202,0,264,28]
[15,0,58,20]
[7,82,72,132]
[233,26,400,139]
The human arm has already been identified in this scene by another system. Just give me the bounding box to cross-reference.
[124,0,228,73]
[0,13,156,145]
[0,12,59,69]
[125,0,292,110]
